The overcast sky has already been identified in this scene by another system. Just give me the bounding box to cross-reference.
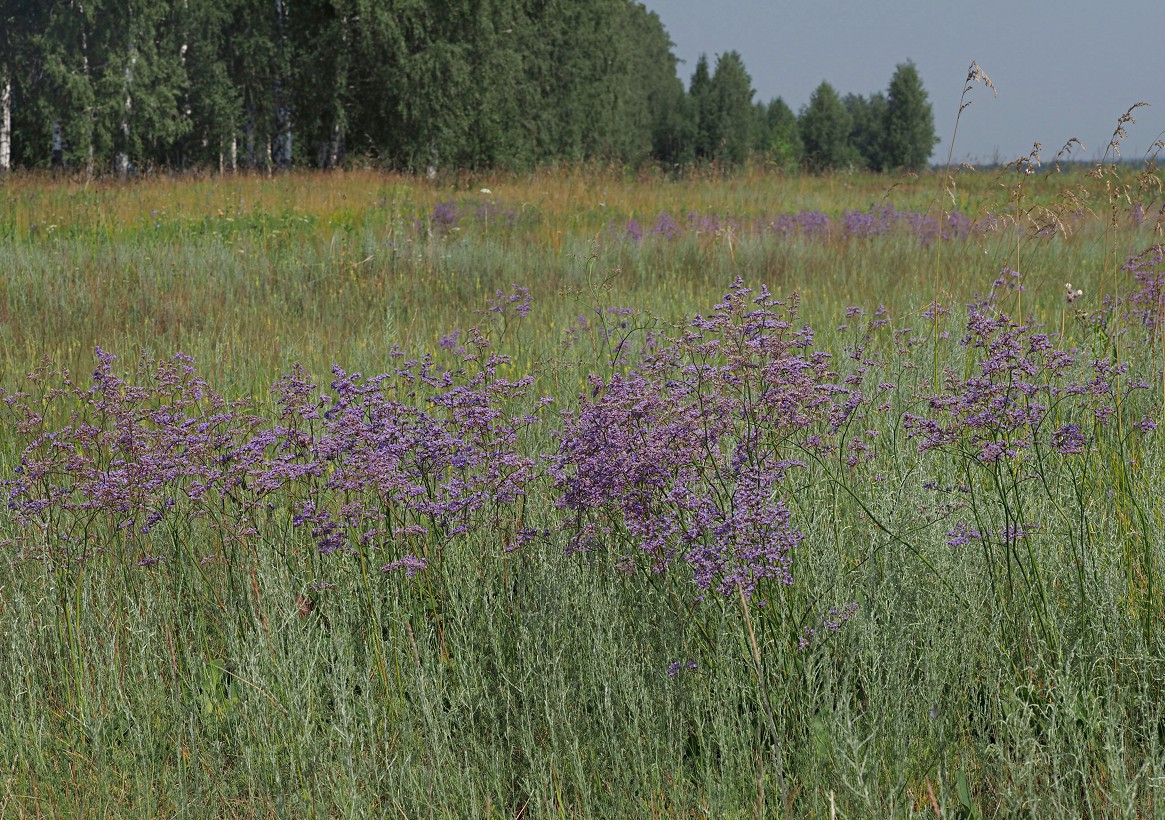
[639,0,1165,165]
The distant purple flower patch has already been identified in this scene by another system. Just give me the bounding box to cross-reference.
[429,201,460,235]
[602,205,986,247]
[651,211,680,239]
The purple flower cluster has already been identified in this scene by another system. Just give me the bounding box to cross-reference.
[7,246,1159,640]
[551,280,864,602]
[904,271,1149,464]
[2,332,551,571]
[272,338,550,567]
[945,522,982,547]
[429,201,461,234]
[1122,243,1165,334]
[481,284,533,319]
[1,349,267,562]
[418,199,523,237]
[651,211,680,239]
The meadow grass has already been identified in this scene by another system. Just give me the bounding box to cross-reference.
[0,162,1163,817]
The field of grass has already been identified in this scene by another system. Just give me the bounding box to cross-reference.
[1,160,1163,817]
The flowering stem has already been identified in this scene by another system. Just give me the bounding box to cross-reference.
[737,583,785,798]
[357,546,391,696]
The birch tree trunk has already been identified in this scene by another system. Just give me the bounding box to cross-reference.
[52,120,64,169]
[115,46,137,178]
[78,1,94,176]
[327,119,342,168]
[0,68,11,172]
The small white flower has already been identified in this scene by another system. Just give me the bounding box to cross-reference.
[479,188,492,195]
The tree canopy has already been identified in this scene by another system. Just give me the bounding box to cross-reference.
[0,1,938,175]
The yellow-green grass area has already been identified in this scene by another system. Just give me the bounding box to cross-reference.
[0,166,1163,817]
[0,164,1159,389]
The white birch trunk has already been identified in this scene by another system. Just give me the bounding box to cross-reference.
[328,121,342,168]
[52,120,64,169]
[0,68,11,172]
[116,47,137,178]
[77,0,94,175]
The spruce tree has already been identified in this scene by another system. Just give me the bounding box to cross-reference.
[883,60,938,171]
[688,54,715,161]
[799,81,855,171]
[625,3,687,167]
[708,50,754,166]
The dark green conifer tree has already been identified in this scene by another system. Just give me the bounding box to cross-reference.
[883,60,938,171]
[708,50,754,166]
[796,80,862,171]
[688,53,715,161]
[799,80,856,171]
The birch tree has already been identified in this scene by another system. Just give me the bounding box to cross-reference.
[0,61,10,172]
[271,0,291,168]
[176,0,242,169]
[37,0,98,171]
[292,0,353,168]
[0,1,52,169]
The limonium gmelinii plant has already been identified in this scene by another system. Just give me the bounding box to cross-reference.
[2,302,551,577]
[905,269,1155,645]
[552,279,856,604]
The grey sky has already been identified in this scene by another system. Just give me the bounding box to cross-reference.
[639,0,1165,166]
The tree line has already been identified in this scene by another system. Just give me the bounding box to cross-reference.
[0,0,938,175]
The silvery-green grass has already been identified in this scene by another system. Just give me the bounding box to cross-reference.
[0,155,1163,818]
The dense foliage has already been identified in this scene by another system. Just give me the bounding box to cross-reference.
[0,0,938,173]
